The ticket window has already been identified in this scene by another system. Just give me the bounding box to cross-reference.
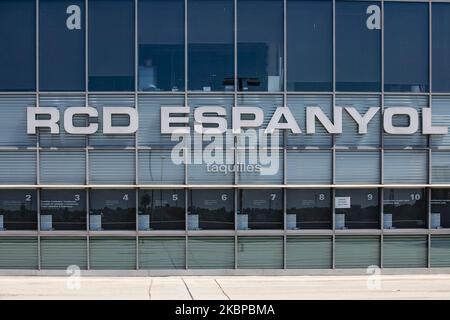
[431,189,450,229]
[335,189,380,229]
[286,189,331,230]
[0,190,37,231]
[383,189,427,229]
[238,189,283,230]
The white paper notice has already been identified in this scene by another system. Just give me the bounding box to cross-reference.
[335,197,351,209]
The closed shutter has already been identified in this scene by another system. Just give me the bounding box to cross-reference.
[138,95,185,147]
[237,236,283,269]
[188,237,234,269]
[286,236,332,269]
[384,151,428,184]
[0,95,36,147]
[287,95,333,147]
[432,151,450,184]
[90,237,136,270]
[431,236,450,267]
[335,151,380,184]
[286,150,332,184]
[0,151,36,184]
[431,97,450,147]
[88,95,135,147]
[383,96,428,147]
[139,237,185,269]
[40,151,86,184]
[40,237,87,270]
[39,96,86,148]
[335,95,381,147]
[138,150,184,184]
[188,150,234,184]
[188,94,233,130]
[89,150,135,184]
[0,237,38,269]
[383,236,427,268]
[335,236,380,268]
[238,150,283,184]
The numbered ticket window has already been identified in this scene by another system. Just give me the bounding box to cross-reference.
[0,190,37,230]
[383,189,427,229]
[335,189,379,229]
[431,189,450,229]
[188,189,234,230]
[138,189,185,230]
[89,190,136,231]
[238,189,283,230]
[286,189,331,230]
[40,190,86,231]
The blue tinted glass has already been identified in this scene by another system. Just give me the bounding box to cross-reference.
[384,2,429,93]
[40,0,85,91]
[188,0,234,92]
[287,0,332,92]
[0,0,36,91]
[88,0,134,91]
[139,0,185,92]
[432,3,450,93]
[336,1,381,92]
[237,0,283,92]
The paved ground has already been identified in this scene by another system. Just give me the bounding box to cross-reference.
[0,274,450,299]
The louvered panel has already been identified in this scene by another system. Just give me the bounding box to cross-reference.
[431,97,450,147]
[384,151,427,184]
[139,237,185,269]
[89,150,135,184]
[138,150,184,184]
[432,151,450,184]
[39,95,86,147]
[287,95,333,147]
[238,149,283,184]
[90,237,135,270]
[335,236,380,268]
[88,95,135,147]
[431,236,450,267]
[188,237,234,269]
[0,95,36,147]
[40,151,85,184]
[383,95,428,147]
[0,237,38,269]
[335,151,380,184]
[286,150,332,184]
[0,151,36,184]
[335,95,381,147]
[237,236,283,269]
[286,236,332,269]
[40,237,87,270]
[188,150,234,184]
[383,236,427,268]
[138,95,185,147]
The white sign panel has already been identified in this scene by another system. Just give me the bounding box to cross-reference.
[335,197,351,209]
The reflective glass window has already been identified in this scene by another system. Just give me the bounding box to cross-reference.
[88,0,134,91]
[432,3,450,93]
[383,189,427,229]
[89,190,136,231]
[335,189,379,229]
[40,190,86,231]
[431,189,450,229]
[238,189,283,230]
[0,190,37,231]
[138,0,185,92]
[138,189,185,230]
[189,189,234,230]
[286,189,331,230]
[237,0,283,92]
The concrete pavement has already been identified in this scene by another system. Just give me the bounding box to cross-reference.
[0,274,450,299]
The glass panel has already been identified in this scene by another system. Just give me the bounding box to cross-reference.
[89,190,136,231]
[335,151,380,184]
[89,151,135,185]
[0,0,35,91]
[0,190,37,231]
[287,0,332,92]
[383,151,427,184]
[432,152,450,184]
[286,189,331,230]
[384,2,428,92]
[40,151,86,185]
[40,190,86,231]
[237,0,283,92]
[39,0,85,91]
[188,189,234,230]
[138,150,185,184]
[383,189,426,229]
[238,189,283,230]
[0,152,36,185]
[88,0,134,91]
[336,1,381,92]
[286,150,332,184]
[138,0,184,92]
[188,0,234,91]
[432,3,450,93]
[431,189,450,229]
[0,96,36,147]
[335,189,379,229]
[138,189,185,230]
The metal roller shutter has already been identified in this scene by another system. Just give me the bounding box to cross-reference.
[40,237,87,270]
[335,151,380,184]
[431,96,450,147]
[384,151,428,184]
[188,237,235,269]
[138,150,184,184]
[40,151,86,184]
[237,236,283,269]
[431,236,450,267]
[0,237,38,269]
[286,150,332,184]
[431,151,450,184]
[335,236,380,268]
[238,150,283,184]
[383,236,427,268]
[0,151,36,184]
[139,237,185,269]
[286,236,332,269]
[89,150,135,184]
[188,150,234,184]
[89,237,136,270]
